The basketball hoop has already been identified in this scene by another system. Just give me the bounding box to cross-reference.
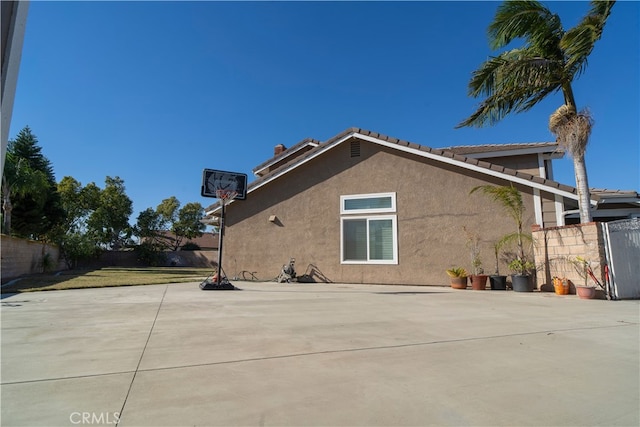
[216,189,238,205]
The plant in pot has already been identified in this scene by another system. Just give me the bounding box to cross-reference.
[446,267,468,289]
[568,256,602,299]
[507,257,536,292]
[464,227,488,290]
[470,184,534,292]
[489,240,507,290]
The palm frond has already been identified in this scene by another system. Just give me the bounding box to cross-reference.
[561,1,615,79]
[457,48,564,128]
[469,184,525,225]
[489,0,563,52]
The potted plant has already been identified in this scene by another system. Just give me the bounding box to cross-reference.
[489,240,507,290]
[470,184,534,292]
[446,267,468,289]
[464,227,488,290]
[569,256,602,299]
[508,257,536,292]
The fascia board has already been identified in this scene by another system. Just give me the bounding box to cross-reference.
[596,197,640,204]
[565,208,640,218]
[207,137,345,215]
[355,134,588,203]
[464,146,563,159]
[210,131,594,213]
[247,133,351,195]
[252,141,320,175]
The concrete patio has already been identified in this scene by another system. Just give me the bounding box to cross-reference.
[1,282,639,426]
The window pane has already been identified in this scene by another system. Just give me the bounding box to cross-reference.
[344,197,392,211]
[343,219,367,261]
[369,219,393,260]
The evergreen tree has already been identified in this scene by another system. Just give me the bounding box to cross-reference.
[1,127,64,237]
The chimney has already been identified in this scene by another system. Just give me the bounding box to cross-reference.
[274,144,286,156]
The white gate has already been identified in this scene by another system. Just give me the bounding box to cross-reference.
[602,218,640,300]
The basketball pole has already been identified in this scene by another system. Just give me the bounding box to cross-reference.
[216,202,225,286]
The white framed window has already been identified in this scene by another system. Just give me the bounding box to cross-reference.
[340,192,396,214]
[340,193,398,264]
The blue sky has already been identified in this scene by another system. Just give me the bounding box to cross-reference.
[9,1,639,225]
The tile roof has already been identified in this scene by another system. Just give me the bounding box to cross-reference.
[440,142,563,155]
[252,137,321,174]
[206,127,583,214]
[590,188,640,201]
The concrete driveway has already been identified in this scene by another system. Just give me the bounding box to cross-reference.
[1,282,639,426]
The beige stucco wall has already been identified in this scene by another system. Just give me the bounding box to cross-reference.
[1,234,66,280]
[532,223,606,294]
[223,138,542,286]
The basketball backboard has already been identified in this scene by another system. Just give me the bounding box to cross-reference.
[201,169,247,200]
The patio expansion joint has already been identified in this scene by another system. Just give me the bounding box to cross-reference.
[116,284,169,426]
[132,321,639,374]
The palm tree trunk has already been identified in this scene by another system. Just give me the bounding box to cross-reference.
[573,154,592,223]
[562,83,577,113]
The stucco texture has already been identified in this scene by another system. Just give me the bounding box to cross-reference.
[221,137,539,286]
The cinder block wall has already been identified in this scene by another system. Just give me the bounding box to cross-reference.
[532,223,606,293]
[1,235,66,280]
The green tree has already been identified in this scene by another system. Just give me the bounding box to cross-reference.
[173,202,206,249]
[156,196,180,230]
[56,177,100,233]
[2,127,64,237]
[133,208,167,265]
[86,176,133,250]
[457,0,615,224]
[134,198,206,251]
[58,232,102,269]
[1,151,49,235]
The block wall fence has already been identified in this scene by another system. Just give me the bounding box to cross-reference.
[2,234,218,281]
[532,222,607,294]
[1,234,66,281]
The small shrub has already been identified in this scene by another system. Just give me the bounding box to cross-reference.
[181,242,201,251]
[135,242,166,266]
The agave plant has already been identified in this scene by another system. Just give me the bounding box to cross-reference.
[446,267,468,278]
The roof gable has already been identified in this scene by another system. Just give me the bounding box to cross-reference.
[206,127,589,213]
[251,127,578,194]
[252,137,321,176]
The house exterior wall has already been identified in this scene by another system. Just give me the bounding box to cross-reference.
[479,155,540,178]
[541,191,560,228]
[223,138,543,286]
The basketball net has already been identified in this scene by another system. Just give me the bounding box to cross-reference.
[216,189,238,205]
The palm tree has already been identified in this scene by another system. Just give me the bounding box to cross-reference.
[457,0,615,224]
[470,184,531,270]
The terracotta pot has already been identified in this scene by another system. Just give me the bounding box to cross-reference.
[450,277,468,289]
[576,286,596,299]
[470,275,488,290]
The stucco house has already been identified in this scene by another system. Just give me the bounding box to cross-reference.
[205,127,639,286]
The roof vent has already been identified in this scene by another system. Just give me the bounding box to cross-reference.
[350,140,361,158]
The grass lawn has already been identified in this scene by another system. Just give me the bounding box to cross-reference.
[1,267,215,293]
